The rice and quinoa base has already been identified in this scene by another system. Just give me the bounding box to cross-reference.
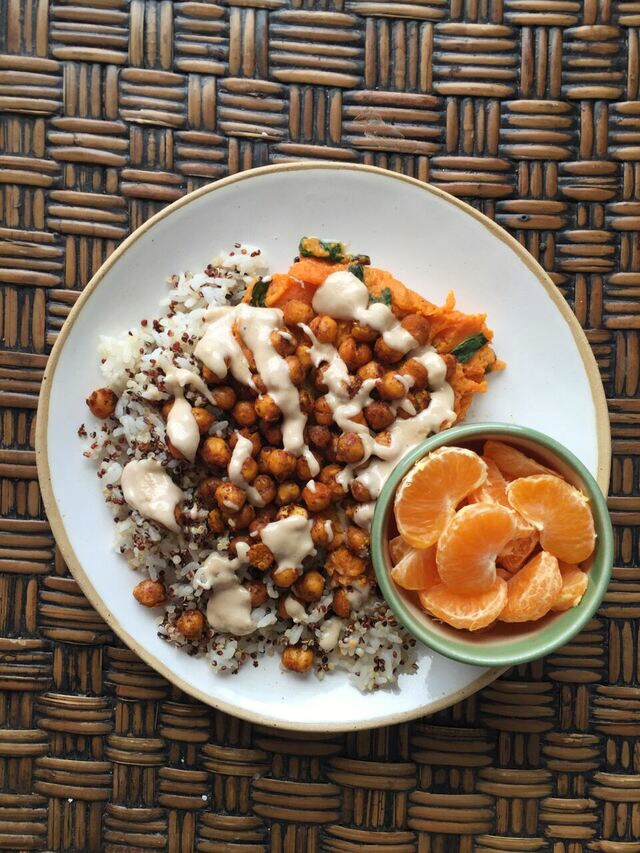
[81,239,501,691]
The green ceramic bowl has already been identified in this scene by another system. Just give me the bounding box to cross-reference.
[371,423,613,668]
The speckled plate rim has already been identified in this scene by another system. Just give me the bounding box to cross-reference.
[371,423,614,668]
[35,162,611,731]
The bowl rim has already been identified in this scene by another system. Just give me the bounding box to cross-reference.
[371,422,614,668]
[35,162,611,729]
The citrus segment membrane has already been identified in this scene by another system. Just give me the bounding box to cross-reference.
[499,551,562,623]
[388,535,412,566]
[552,563,589,612]
[418,578,508,632]
[390,546,439,591]
[497,528,539,573]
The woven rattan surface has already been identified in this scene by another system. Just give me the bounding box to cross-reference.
[0,0,636,850]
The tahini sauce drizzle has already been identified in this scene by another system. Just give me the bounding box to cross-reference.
[260,514,316,572]
[228,432,265,507]
[160,357,214,463]
[120,459,183,532]
[194,306,254,387]
[317,617,344,652]
[195,543,254,635]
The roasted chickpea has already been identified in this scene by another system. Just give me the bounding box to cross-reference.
[379,371,408,401]
[267,449,297,482]
[285,356,306,387]
[202,365,223,385]
[332,587,351,618]
[295,344,313,370]
[350,480,372,503]
[255,394,281,422]
[201,436,232,468]
[301,481,332,512]
[351,322,378,343]
[408,388,431,413]
[311,515,332,547]
[133,578,166,607]
[243,578,269,607]
[175,609,205,640]
[229,535,251,556]
[211,385,236,410]
[174,504,184,527]
[283,299,314,326]
[166,438,185,461]
[232,400,258,427]
[252,473,277,505]
[253,374,267,395]
[364,400,395,431]
[277,594,292,620]
[259,420,283,446]
[357,360,384,383]
[87,387,118,419]
[275,504,308,521]
[326,546,366,578]
[294,570,325,603]
[197,476,222,507]
[270,329,296,357]
[207,507,225,533]
[374,337,404,364]
[192,406,215,434]
[227,504,255,530]
[402,314,430,345]
[338,337,372,371]
[323,435,338,464]
[239,455,259,484]
[248,511,273,536]
[258,447,274,475]
[346,525,370,557]
[309,314,337,344]
[248,542,274,571]
[230,429,261,457]
[215,482,246,513]
[313,364,329,394]
[277,481,301,505]
[296,452,321,481]
[273,567,301,588]
[400,358,429,390]
[313,396,333,426]
[282,644,314,673]
[308,425,332,450]
[298,389,314,415]
[336,432,366,464]
[318,465,345,501]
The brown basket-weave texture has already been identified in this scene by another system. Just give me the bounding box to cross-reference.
[0,0,635,850]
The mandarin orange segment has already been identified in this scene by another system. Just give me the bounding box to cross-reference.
[484,439,557,480]
[506,475,596,563]
[394,447,487,548]
[552,563,589,612]
[468,457,509,506]
[390,546,439,591]
[388,535,412,566]
[497,528,540,573]
[418,577,507,632]
[499,551,562,622]
[436,503,518,595]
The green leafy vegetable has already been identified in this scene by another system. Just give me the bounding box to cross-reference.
[299,237,347,263]
[451,333,488,363]
[348,264,365,282]
[369,287,392,307]
[250,278,270,307]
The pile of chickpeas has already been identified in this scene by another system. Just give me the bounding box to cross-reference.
[87,297,430,674]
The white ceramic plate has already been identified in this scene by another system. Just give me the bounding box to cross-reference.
[37,163,610,731]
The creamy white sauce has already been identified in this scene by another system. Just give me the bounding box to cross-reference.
[194,544,254,636]
[260,514,316,571]
[160,356,214,463]
[121,459,183,532]
[323,520,334,543]
[284,597,308,623]
[347,583,370,610]
[353,502,375,530]
[318,616,344,652]
[194,306,254,387]
[306,479,317,493]
[228,433,265,507]
[312,271,417,355]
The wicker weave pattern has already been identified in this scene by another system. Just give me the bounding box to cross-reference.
[0,1,635,850]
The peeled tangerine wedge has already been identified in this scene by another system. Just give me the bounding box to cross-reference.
[552,562,589,612]
[419,578,508,632]
[391,546,439,592]
[436,503,518,595]
[388,535,412,566]
[468,457,510,506]
[395,447,487,548]
[506,474,596,564]
[500,551,562,622]
[484,439,557,481]
[497,529,540,573]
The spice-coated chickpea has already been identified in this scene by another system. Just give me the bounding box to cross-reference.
[318,465,345,501]
[255,394,281,422]
[338,337,372,371]
[229,535,251,556]
[313,396,333,426]
[275,504,308,521]
[133,578,166,607]
[200,436,231,468]
[324,434,339,464]
[267,449,297,482]
[357,360,384,383]
[197,476,222,507]
[277,481,301,506]
[259,420,283,446]
[401,314,430,346]
[282,644,314,673]
[207,507,225,533]
[332,587,351,618]
[374,337,404,364]
[229,429,261,457]
[175,609,205,640]
[270,329,296,357]
[87,387,118,419]
[379,371,407,401]
[258,447,274,474]
[308,425,332,450]
[243,578,269,607]
[346,525,370,557]
[232,400,258,427]
[253,375,267,395]
[295,344,313,371]
[201,365,223,385]
[273,567,301,588]
[336,432,366,464]
[277,595,292,620]
[350,480,372,503]
[296,452,321,481]
[294,570,325,603]
[283,299,314,327]
[313,365,329,393]
[227,504,255,530]
[286,356,306,387]
[252,473,277,505]
[301,481,332,512]
[192,407,216,434]
[310,515,332,547]
[211,385,236,410]
[364,400,395,431]
[166,438,186,461]
[326,546,366,578]
[215,482,246,513]
[400,358,429,390]
[408,389,431,413]
[351,322,378,343]
[298,389,314,415]
[247,542,274,571]
[309,314,338,344]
